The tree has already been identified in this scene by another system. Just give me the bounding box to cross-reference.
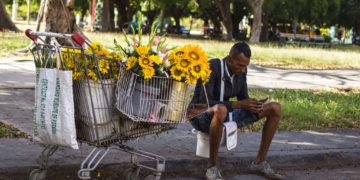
[101,0,112,31]
[247,0,264,42]
[157,0,196,34]
[215,0,233,40]
[0,0,20,31]
[232,0,249,40]
[196,0,222,37]
[339,0,360,35]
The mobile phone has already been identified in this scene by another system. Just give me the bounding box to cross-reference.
[257,97,268,103]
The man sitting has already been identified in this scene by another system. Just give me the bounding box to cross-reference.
[189,42,283,180]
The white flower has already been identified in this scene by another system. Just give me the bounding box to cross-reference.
[129,45,134,54]
[151,46,157,53]
[159,52,166,60]
[122,57,128,62]
[164,60,171,68]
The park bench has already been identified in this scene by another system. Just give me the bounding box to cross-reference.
[279,33,331,48]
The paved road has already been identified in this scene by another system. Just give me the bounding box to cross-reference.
[163,164,360,179]
[1,57,359,89]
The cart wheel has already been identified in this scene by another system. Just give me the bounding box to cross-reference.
[29,169,47,180]
[124,167,140,180]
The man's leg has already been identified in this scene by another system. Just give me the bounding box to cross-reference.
[256,102,281,163]
[208,104,228,168]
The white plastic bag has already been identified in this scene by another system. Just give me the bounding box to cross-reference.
[33,68,78,149]
[221,120,238,150]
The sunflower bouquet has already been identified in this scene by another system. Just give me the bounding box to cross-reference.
[167,45,211,85]
[61,41,122,81]
[114,22,169,80]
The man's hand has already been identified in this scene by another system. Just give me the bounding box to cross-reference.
[186,104,208,120]
[232,98,263,113]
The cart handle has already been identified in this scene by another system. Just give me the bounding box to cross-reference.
[25,29,38,41]
[71,32,85,47]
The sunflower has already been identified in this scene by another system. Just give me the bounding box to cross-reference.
[170,66,185,81]
[126,56,137,70]
[183,45,207,62]
[190,63,204,79]
[136,45,150,56]
[176,58,192,71]
[185,73,198,85]
[169,47,185,64]
[201,68,211,84]
[142,66,155,79]
[149,55,162,65]
[138,56,153,68]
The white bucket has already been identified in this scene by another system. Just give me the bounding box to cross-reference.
[195,130,210,158]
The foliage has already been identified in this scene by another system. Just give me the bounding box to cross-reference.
[338,0,360,33]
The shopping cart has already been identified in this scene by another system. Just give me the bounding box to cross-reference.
[25,30,190,180]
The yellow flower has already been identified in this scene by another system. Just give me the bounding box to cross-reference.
[173,47,185,58]
[170,66,185,81]
[108,52,123,61]
[184,45,207,62]
[201,68,211,84]
[142,66,155,79]
[138,56,153,68]
[73,71,80,80]
[149,55,162,65]
[168,47,185,65]
[185,73,198,85]
[190,63,204,79]
[99,59,110,75]
[91,41,103,52]
[126,56,137,70]
[87,70,98,81]
[176,58,192,71]
[136,45,150,56]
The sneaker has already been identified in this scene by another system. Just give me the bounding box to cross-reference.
[249,161,284,180]
[206,166,223,180]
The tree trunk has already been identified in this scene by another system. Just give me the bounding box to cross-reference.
[232,2,245,40]
[215,0,233,40]
[26,0,30,24]
[43,0,79,44]
[0,0,20,31]
[101,0,112,31]
[247,0,264,43]
[159,9,165,33]
[116,0,129,31]
[355,19,360,37]
[109,0,115,30]
[260,14,268,42]
[174,15,180,34]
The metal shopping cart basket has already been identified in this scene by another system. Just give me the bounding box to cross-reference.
[25,30,190,180]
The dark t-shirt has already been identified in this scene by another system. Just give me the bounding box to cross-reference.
[190,58,249,112]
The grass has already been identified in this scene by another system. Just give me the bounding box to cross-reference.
[1,26,360,69]
[0,122,27,138]
[85,32,360,69]
[0,32,31,57]
[244,88,360,131]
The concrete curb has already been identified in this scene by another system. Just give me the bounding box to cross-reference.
[1,148,359,179]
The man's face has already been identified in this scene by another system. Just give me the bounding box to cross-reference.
[228,53,250,75]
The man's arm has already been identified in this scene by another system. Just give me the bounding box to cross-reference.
[233,76,262,113]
